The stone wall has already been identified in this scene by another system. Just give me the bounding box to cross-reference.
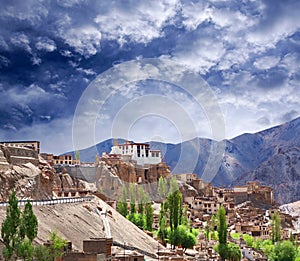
[0,145,39,166]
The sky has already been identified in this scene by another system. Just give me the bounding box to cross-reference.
[0,0,300,154]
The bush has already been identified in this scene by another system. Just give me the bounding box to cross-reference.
[243,234,254,247]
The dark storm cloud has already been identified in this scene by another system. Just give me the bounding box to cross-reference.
[0,0,300,152]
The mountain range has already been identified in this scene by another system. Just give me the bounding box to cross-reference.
[64,117,300,204]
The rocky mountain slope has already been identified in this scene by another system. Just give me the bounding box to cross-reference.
[67,117,300,203]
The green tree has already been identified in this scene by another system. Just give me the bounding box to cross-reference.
[273,240,297,261]
[144,202,154,231]
[157,203,168,245]
[176,225,197,252]
[181,205,189,226]
[217,206,228,261]
[117,185,128,217]
[34,245,51,261]
[16,238,34,261]
[230,232,241,241]
[271,210,281,244]
[167,189,182,232]
[1,190,21,260]
[242,234,254,247]
[74,150,80,161]
[227,242,241,261]
[210,214,217,231]
[48,230,68,259]
[169,177,179,194]
[20,200,38,243]
[137,187,145,214]
[261,239,275,258]
[129,183,136,214]
[158,176,168,199]
[205,225,210,240]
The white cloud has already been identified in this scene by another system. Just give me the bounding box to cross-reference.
[10,33,32,53]
[246,1,300,50]
[173,34,227,73]
[181,1,212,31]
[35,37,57,52]
[1,0,48,25]
[31,55,42,65]
[94,0,179,45]
[253,55,281,70]
[62,26,102,58]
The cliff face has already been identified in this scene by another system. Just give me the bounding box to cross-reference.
[0,153,55,201]
[95,159,171,200]
[233,147,300,205]
[0,146,91,201]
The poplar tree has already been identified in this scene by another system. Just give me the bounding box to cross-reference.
[1,190,21,259]
[20,200,38,242]
[137,187,145,214]
[167,177,182,231]
[117,185,128,217]
[271,210,281,243]
[1,191,38,260]
[158,176,168,199]
[129,183,136,214]
[217,206,228,261]
[144,202,154,231]
[158,202,168,245]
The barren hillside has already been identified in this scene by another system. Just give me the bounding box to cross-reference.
[0,196,163,258]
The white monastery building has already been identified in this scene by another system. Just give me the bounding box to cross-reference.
[109,140,162,166]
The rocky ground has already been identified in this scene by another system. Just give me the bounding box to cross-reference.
[280,200,300,232]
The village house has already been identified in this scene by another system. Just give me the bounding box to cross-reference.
[62,238,113,261]
[41,153,80,166]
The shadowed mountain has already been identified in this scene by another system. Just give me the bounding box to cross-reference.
[64,117,300,203]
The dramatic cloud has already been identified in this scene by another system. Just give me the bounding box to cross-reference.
[0,0,299,153]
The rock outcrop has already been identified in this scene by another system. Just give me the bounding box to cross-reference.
[0,146,91,201]
[95,159,171,200]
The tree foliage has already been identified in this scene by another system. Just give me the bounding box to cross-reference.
[158,176,168,199]
[1,192,38,261]
[230,232,241,241]
[243,234,254,247]
[215,206,241,261]
[20,200,38,242]
[48,230,68,259]
[272,240,297,261]
[217,206,227,245]
[16,238,34,261]
[117,185,128,217]
[167,189,182,232]
[271,210,281,244]
[144,202,154,231]
[1,190,21,259]
[137,187,146,214]
[158,203,168,245]
[129,184,136,214]
[227,242,241,261]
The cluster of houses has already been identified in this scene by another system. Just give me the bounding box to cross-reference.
[1,140,298,261]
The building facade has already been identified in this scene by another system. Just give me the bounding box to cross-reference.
[109,140,161,166]
[0,141,40,153]
[41,153,80,166]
